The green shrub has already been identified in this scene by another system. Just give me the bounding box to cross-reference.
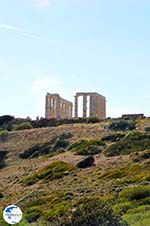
[126,205,150,214]
[101,133,125,142]
[22,161,75,186]
[0,150,8,168]
[19,135,70,159]
[44,200,71,221]
[144,127,150,132]
[69,139,105,155]
[87,117,100,123]
[105,132,150,156]
[99,168,127,180]
[53,138,70,151]
[113,202,135,215]
[68,139,86,150]
[65,197,129,226]
[123,208,150,226]
[119,185,150,201]
[105,142,129,156]
[125,131,150,140]
[0,130,8,142]
[59,132,73,139]
[109,120,136,131]
[98,163,150,185]
[130,150,150,162]
[13,122,33,131]
[25,206,42,223]
[0,115,14,127]
[23,192,73,224]
[46,197,128,225]
[76,156,95,168]
[19,142,52,159]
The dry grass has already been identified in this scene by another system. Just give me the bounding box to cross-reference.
[0,119,150,225]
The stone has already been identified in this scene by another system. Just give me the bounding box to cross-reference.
[74,92,106,120]
[45,93,73,119]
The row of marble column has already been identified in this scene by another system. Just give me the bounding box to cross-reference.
[46,93,106,119]
[74,94,106,119]
[45,95,72,119]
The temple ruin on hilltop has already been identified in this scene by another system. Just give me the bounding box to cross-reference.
[45,93,73,119]
[45,92,106,120]
[74,92,106,120]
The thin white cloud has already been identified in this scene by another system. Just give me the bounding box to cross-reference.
[0,24,56,43]
[35,0,50,8]
[32,76,64,94]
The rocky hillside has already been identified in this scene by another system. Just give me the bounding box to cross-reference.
[0,119,150,226]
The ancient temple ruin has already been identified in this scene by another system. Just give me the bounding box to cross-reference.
[74,92,106,119]
[45,92,106,120]
[45,93,73,119]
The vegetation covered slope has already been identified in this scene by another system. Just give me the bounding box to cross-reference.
[0,118,150,225]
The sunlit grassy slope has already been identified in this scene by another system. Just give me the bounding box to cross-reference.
[0,118,150,225]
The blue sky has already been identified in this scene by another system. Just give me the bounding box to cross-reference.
[0,0,150,118]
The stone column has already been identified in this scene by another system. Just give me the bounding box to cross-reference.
[70,104,73,118]
[45,95,49,118]
[49,97,52,118]
[89,95,93,117]
[89,94,96,117]
[45,94,52,119]
[64,103,68,118]
[83,94,87,118]
[75,96,78,118]
[56,96,61,119]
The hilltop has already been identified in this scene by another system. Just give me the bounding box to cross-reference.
[0,118,150,225]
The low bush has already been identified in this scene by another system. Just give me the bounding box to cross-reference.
[19,134,70,159]
[123,207,150,226]
[53,138,70,151]
[46,197,128,226]
[22,192,73,224]
[12,122,33,131]
[68,140,87,150]
[65,197,129,226]
[113,202,135,215]
[101,133,125,142]
[125,131,150,140]
[19,142,53,159]
[98,168,127,180]
[126,205,150,214]
[87,117,100,123]
[0,150,8,168]
[130,149,150,162]
[0,115,14,127]
[59,132,73,139]
[105,132,150,156]
[118,185,150,201]
[25,206,43,223]
[0,130,8,142]
[69,139,105,155]
[44,200,71,221]
[76,156,95,168]
[98,163,150,185]
[22,161,75,186]
[144,127,150,132]
[109,120,136,131]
